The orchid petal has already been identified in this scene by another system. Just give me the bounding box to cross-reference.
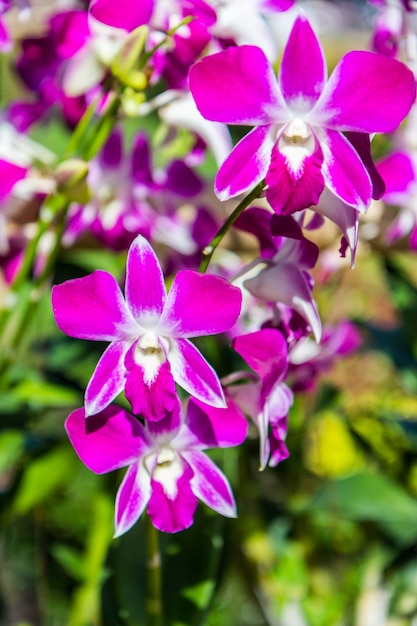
[257,407,271,471]
[183,450,237,518]
[148,463,197,533]
[114,462,152,537]
[90,0,154,31]
[99,128,123,169]
[311,51,416,132]
[215,125,274,200]
[169,338,226,408]
[314,190,359,265]
[266,137,324,214]
[0,18,11,53]
[0,160,27,200]
[235,207,276,258]
[189,45,289,125]
[131,132,154,186]
[377,152,415,203]
[85,341,130,416]
[280,15,327,108]
[269,429,290,467]
[65,405,150,473]
[125,235,166,323]
[244,265,322,341]
[52,270,136,341]
[346,132,386,200]
[62,41,106,97]
[124,357,178,422]
[233,328,288,395]
[159,271,241,338]
[180,398,248,449]
[320,129,372,211]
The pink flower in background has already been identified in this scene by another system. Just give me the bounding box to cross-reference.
[65,396,248,535]
[52,234,242,417]
[189,14,415,216]
[62,0,154,96]
[229,328,292,469]
[289,320,362,392]
[377,150,417,248]
[235,209,321,341]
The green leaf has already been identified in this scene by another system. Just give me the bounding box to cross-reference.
[13,379,80,408]
[308,471,417,546]
[0,430,25,474]
[51,544,86,582]
[13,445,77,514]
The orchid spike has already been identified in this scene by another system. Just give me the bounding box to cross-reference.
[65,397,248,535]
[189,14,415,215]
[52,235,242,417]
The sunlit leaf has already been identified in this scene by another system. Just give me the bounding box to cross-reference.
[13,445,77,514]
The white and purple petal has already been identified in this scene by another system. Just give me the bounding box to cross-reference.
[320,129,372,212]
[159,270,242,338]
[85,340,130,416]
[244,264,322,341]
[279,15,327,108]
[125,235,166,323]
[147,462,197,533]
[114,462,152,537]
[265,136,324,214]
[180,397,248,449]
[189,45,289,125]
[168,338,226,408]
[183,450,237,518]
[311,51,416,132]
[215,125,274,200]
[52,270,137,341]
[124,355,178,422]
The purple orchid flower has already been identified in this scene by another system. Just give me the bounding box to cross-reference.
[65,396,248,535]
[62,0,154,97]
[65,127,206,255]
[234,208,321,341]
[229,328,292,469]
[189,14,415,216]
[52,234,242,417]
[10,10,90,130]
[289,320,362,392]
[377,150,417,248]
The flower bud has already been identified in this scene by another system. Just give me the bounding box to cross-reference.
[111,25,149,91]
[55,158,90,204]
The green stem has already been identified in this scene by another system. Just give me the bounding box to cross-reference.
[145,516,163,626]
[199,181,265,273]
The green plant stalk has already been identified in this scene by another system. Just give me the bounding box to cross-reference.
[0,92,122,366]
[145,515,163,626]
[199,181,266,273]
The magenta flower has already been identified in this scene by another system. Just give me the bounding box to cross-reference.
[235,209,321,341]
[189,15,415,215]
[65,397,248,535]
[52,235,242,417]
[377,150,417,248]
[62,0,154,96]
[229,328,292,469]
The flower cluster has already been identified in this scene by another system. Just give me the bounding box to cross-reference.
[0,0,415,538]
